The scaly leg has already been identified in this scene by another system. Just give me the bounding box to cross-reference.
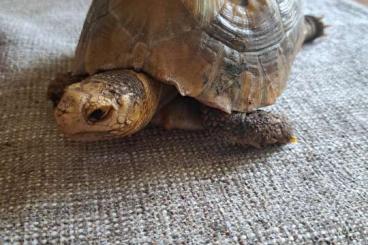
[201,107,294,148]
[153,99,294,148]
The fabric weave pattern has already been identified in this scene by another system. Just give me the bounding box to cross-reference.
[0,0,367,244]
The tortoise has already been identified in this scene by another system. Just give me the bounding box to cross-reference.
[48,0,325,148]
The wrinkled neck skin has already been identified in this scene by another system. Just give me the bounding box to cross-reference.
[54,70,162,141]
[116,71,162,136]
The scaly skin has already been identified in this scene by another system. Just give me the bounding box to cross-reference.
[153,98,294,148]
[201,107,294,148]
[49,71,295,147]
[49,15,325,147]
[53,70,162,141]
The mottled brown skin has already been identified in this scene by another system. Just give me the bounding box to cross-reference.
[151,97,293,148]
[49,0,325,147]
[53,70,163,141]
[202,108,293,148]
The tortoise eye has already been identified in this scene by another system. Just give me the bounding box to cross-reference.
[85,106,112,123]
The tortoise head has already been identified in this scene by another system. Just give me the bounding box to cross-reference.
[54,70,158,141]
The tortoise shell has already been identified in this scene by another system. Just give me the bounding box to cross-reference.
[72,0,306,113]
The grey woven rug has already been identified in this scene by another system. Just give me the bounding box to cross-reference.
[1,0,367,244]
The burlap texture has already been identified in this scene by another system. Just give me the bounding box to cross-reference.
[0,0,367,244]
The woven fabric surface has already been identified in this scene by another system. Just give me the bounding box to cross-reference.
[0,0,367,244]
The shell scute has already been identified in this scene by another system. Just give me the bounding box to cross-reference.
[74,0,306,113]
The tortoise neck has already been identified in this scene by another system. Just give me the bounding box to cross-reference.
[90,70,163,136]
[119,70,163,135]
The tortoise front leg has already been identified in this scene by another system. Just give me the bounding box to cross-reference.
[47,72,87,107]
[202,108,294,148]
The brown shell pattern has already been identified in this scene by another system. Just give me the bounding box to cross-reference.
[73,0,306,113]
